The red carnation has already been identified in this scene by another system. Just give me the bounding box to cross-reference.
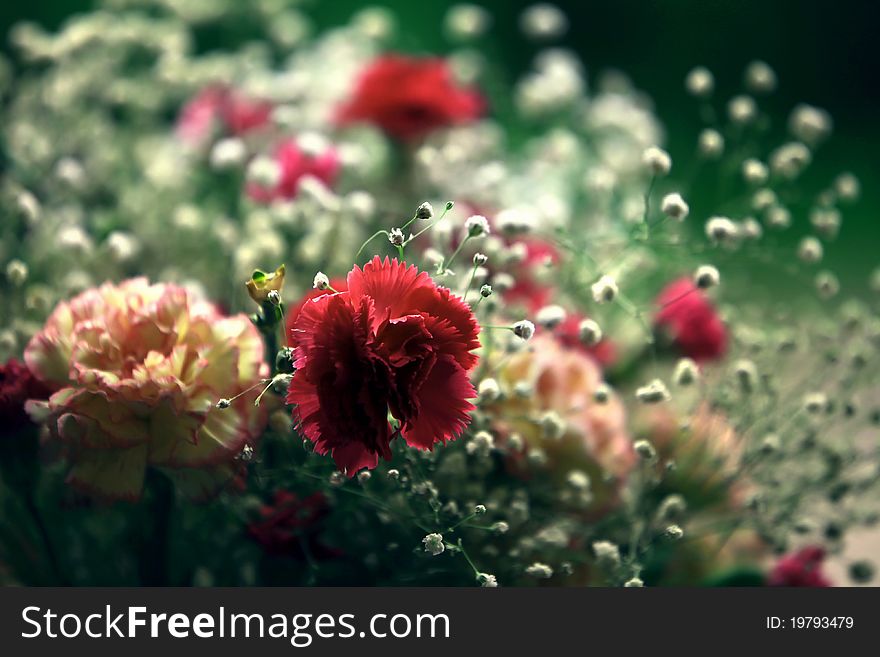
[654,278,727,361]
[0,358,51,438]
[287,257,481,474]
[285,278,348,347]
[176,86,272,146]
[247,491,340,559]
[335,55,484,142]
[247,139,341,203]
[767,546,832,587]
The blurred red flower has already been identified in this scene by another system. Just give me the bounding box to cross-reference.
[247,139,341,203]
[0,358,51,437]
[176,86,272,146]
[767,546,832,587]
[336,55,484,141]
[654,278,727,361]
[287,257,480,474]
[248,491,340,559]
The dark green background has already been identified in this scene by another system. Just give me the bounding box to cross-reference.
[2,0,877,290]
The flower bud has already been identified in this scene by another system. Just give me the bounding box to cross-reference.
[512,319,536,341]
[642,146,671,176]
[313,271,330,290]
[591,274,618,304]
[465,214,490,237]
[415,201,434,220]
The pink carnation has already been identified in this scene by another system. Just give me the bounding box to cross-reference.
[176,86,272,146]
[24,278,268,500]
[247,139,341,203]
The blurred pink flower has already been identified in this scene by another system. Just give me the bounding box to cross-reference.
[768,546,832,587]
[176,86,272,146]
[247,138,341,203]
[24,278,268,500]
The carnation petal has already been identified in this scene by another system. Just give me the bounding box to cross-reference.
[402,356,475,450]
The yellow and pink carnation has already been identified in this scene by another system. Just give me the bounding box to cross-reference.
[24,278,268,500]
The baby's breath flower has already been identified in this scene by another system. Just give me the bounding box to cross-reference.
[766,205,792,230]
[642,146,671,176]
[387,469,400,481]
[474,504,487,515]
[525,562,554,579]
[664,524,684,540]
[673,358,699,386]
[685,66,714,97]
[834,172,860,202]
[446,5,492,40]
[789,104,832,145]
[357,471,372,484]
[480,284,493,298]
[512,319,536,340]
[728,95,757,125]
[740,217,763,241]
[520,4,568,39]
[698,128,724,159]
[578,318,602,346]
[566,470,590,490]
[760,433,781,454]
[770,142,812,179]
[465,214,490,237]
[816,271,840,299]
[624,577,644,587]
[742,158,769,185]
[415,201,434,220]
[5,259,28,286]
[313,272,330,290]
[466,430,495,457]
[734,359,758,394]
[745,60,777,93]
[705,216,739,244]
[593,383,611,404]
[804,392,829,415]
[422,533,445,556]
[388,227,405,246]
[473,252,488,266]
[634,440,657,461]
[210,138,246,170]
[797,237,824,264]
[660,192,689,221]
[491,521,509,534]
[636,379,671,404]
[540,411,566,440]
[536,304,566,329]
[476,572,498,587]
[694,265,720,289]
[592,541,621,568]
[591,274,618,304]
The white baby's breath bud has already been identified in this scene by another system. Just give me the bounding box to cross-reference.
[624,577,644,587]
[673,358,699,386]
[591,274,618,304]
[760,433,781,454]
[527,447,547,467]
[329,471,345,487]
[698,128,724,158]
[415,201,434,220]
[388,227,405,246]
[815,271,840,299]
[520,4,568,39]
[734,359,758,393]
[742,158,769,185]
[658,495,687,520]
[752,188,778,212]
[464,214,490,237]
[634,440,657,461]
[313,272,330,290]
[216,398,231,409]
[592,541,621,568]
[593,383,611,404]
[765,205,792,230]
[357,471,372,484]
[473,252,488,266]
[476,572,498,587]
[685,66,714,97]
[536,304,566,329]
[789,104,832,145]
[267,290,281,306]
[525,562,554,579]
[636,379,671,404]
[466,430,495,457]
[512,319,536,341]
[387,469,400,480]
[797,237,823,264]
[540,411,566,440]
[477,378,501,403]
[770,142,812,179]
[506,433,524,452]
[474,504,487,515]
[745,60,777,93]
[804,392,829,415]
[446,4,491,40]
[491,521,509,534]
[209,137,246,170]
[810,207,842,240]
[728,95,757,125]
[740,217,763,241]
[246,156,281,187]
[664,524,684,540]
[642,146,671,176]
[705,216,739,244]
[694,265,720,289]
[660,192,689,221]
[422,533,445,556]
[578,319,602,346]
[5,259,28,286]
[834,172,860,202]
[480,284,493,298]
[566,470,590,490]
